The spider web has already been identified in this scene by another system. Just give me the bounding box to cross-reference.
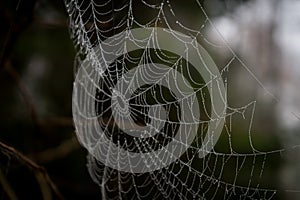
[64,0,299,199]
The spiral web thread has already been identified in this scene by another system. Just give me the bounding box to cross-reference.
[64,0,298,199]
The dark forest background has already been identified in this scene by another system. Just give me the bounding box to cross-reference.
[0,0,299,199]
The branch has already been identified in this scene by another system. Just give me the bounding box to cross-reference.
[0,141,65,200]
[0,167,18,200]
[4,61,38,124]
[0,0,37,69]
[36,135,80,163]
[39,117,73,127]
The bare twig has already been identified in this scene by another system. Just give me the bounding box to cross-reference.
[4,61,38,124]
[0,0,37,69]
[35,172,52,200]
[0,167,18,200]
[33,18,68,28]
[39,117,73,127]
[0,141,65,200]
[36,135,80,163]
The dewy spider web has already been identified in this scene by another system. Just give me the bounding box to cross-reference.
[64,0,298,199]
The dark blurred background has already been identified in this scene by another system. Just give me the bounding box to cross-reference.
[0,0,100,199]
[0,0,299,199]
